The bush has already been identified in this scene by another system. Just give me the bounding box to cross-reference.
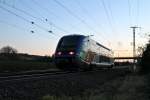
[140,42,150,73]
[0,46,18,54]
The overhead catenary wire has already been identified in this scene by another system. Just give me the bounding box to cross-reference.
[12,0,17,7]
[96,0,118,41]
[53,0,99,34]
[107,0,118,35]
[53,0,110,44]
[128,0,140,26]
[1,2,69,35]
[30,0,110,45]
[0,19,58,40]
[107,0,114,23]
[31,0,70,34]
[31,0,81,34]
[127,0,141,39]
[136,0,140,26]
[30,0,109,43]
[96,0,117,46]
[0,20,30,32]
[3,2,44,22]
[0,5,57,36]
[31,0,60,21]
[74,0,108,39]
[19,0,48,22]
[100,0,115,33]
[0,19,33,36]
[74,0,113,46]
[128,0,132,26]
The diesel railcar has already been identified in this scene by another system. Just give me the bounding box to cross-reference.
[54,34,114,70]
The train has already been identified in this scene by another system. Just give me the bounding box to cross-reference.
[54,34,114,70]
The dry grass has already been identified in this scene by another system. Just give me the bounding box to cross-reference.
[0,60,55,73]
[42,74,148,100]
[114,74,148,100]
[0,69,148,100]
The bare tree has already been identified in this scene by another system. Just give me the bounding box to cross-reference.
[137,46,144,57]
[0,46,18,54]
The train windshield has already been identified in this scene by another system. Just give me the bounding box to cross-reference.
[58,36,81,48]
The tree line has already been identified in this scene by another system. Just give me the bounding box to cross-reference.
[140,40,150,73]
[0,46,52,62]
[1,43,150,73]
[0,46,17,54]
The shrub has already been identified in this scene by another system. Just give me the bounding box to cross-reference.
[0,46,18,54]
[140,42,150,73]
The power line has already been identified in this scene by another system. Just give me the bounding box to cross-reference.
[1,2,69,35]
[128,0,132,26]
[107,0,118,34]
[75,0,100,27]
[53,0,98,34]
[96,0,119,46]
[53,0,110,44]
[100,0,115,33]
[12,0,17,7]
[31,0,70,34]
[128,0,140,26]
[31,0,109,43]
[0,5,55,35]
[31,0,83,34]
[32,0,60,20]
[107,0,114,22]
[136,0,140,26]
[74,0,107,38]
[0,5,30,23]
[20,0,47,21]
[0,20,30,32]
[3,3,43,22]
[0,20,58,40]
[95,0,118,45]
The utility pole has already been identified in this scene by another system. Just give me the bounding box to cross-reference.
[130,26,140,70]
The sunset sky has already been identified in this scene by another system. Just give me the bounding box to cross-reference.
[0,0,149,56]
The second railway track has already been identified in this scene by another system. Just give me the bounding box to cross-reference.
[0,67,129,83]
[0,70,72,83]
[0,68,130,99]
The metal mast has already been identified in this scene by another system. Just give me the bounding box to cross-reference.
[130,26,140,68]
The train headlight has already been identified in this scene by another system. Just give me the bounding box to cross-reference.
[57,51,62,55]
[69,51,75,55]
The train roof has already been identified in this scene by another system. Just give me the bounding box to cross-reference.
[62,34,85,38]
[95,42,111,51]
[60,34,112,51]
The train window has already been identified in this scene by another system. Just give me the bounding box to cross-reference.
[59,36,80,47]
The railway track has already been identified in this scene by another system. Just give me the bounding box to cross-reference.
[0,66,129,83]
[0,70,75,83]
[0,70,103,83]
[0,67,130,99]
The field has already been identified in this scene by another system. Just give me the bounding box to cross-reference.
[41,74,149,100]
[0,70,149,100]
[0,53,149,100]
[0,60,55,73]
[0,53,55,74]
[42,76,149,100]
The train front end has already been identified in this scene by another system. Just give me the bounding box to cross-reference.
[54,35,84,70]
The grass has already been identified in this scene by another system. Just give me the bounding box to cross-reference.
[41,74,149,100]
[0,53,55,73]
[0,68,148,100]
[0,60,55,73]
